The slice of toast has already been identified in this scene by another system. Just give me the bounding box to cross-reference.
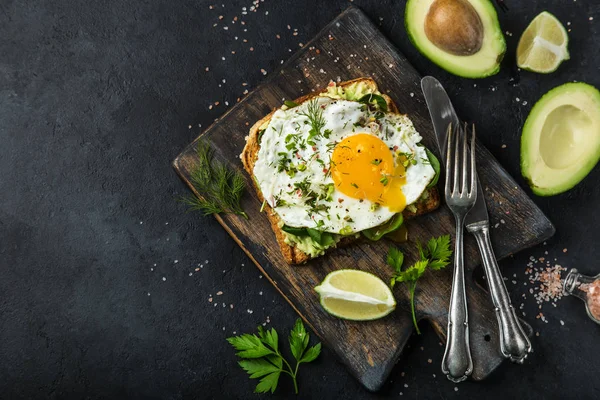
[241,78,440,264]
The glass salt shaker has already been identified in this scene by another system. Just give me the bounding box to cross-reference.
[563,269,600,325]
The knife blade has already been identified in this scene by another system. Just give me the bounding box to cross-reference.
[420,76,532,364]
[420,76,488,225]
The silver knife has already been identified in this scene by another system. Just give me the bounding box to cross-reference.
[421,76,532,364]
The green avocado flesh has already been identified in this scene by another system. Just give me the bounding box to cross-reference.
[521,82,600,196]
[405,0,506,78]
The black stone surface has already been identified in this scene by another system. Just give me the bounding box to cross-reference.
[1,0,599,398]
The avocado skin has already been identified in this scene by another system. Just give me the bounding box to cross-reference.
[520,82,600,196]
[405,0,506,79]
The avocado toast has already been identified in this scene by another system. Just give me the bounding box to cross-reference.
[241,78,441,264]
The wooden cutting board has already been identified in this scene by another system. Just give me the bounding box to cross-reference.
[173,7,554,391]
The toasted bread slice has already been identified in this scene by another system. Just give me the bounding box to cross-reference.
[241,78,440,264]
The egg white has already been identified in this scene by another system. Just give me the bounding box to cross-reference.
[252,96,435,234]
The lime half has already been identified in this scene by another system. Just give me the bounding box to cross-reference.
[517,11,569,73]
[314,269,396,321]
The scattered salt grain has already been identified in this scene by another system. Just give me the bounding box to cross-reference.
[162,277,166,281]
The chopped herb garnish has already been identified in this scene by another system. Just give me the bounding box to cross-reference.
[300,99,326,143]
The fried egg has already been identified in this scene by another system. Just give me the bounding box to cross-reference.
[252,96,435,234]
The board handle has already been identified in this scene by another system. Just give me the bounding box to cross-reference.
[468,221,532,363]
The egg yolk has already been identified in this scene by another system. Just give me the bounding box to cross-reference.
[331,133,407,212]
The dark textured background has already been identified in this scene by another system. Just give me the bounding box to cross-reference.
[1,0,599,399]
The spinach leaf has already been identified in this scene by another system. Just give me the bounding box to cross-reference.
[357,94,388,112]
[362,213,404,241]
[425,148,440,188]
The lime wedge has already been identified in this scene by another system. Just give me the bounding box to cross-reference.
[314,269,396,321]
[517,11,569,73]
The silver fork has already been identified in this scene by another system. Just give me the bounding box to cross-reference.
[441,123,476,383]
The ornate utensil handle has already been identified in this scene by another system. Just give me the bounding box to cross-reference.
[442,214,474,383]
[468,221,532,363]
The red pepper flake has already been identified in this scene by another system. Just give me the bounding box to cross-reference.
[323,168,328,174]
[328,81,335,87]
[338,198,344,203]
[312,146,317,151]
[316,49,321,54]
[393,145,398,151]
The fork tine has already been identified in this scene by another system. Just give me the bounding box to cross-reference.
[453,123,460,194]
[462,123,469,194]
[470,124,477,196]
[445,123,453,198]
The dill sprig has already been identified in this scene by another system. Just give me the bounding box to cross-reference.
[300,99,326,143]
[180,139,248,219]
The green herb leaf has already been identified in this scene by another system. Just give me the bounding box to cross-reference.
[387,235,453,334]
[284,100,299,108]
[289,318,309,361]
[300,99,326,141]
[226,334,274,358]
[386,247,404,274]
[227,319,321,395]
[394,259,428,283]
[357,93,388,112]
[181,139,248,219]
[300,343,322,363]
[426,234,452,270]
[239,359,280,379]
[255,371,281,394]
[257,326,279,352]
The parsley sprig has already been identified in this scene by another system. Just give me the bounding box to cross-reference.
[227,319,321,394]
[180,139,248,218]
[388,235,452,334]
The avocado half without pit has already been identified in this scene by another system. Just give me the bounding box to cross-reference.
[405,0,506,78]
[521,83,600,196]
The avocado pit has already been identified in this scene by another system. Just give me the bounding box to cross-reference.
[424,0,484,56]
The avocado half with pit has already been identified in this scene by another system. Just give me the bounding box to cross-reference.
[521,82,600,196]
[405,0,506,78]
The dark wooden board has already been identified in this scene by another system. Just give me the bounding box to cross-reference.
[173,7,554,392]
